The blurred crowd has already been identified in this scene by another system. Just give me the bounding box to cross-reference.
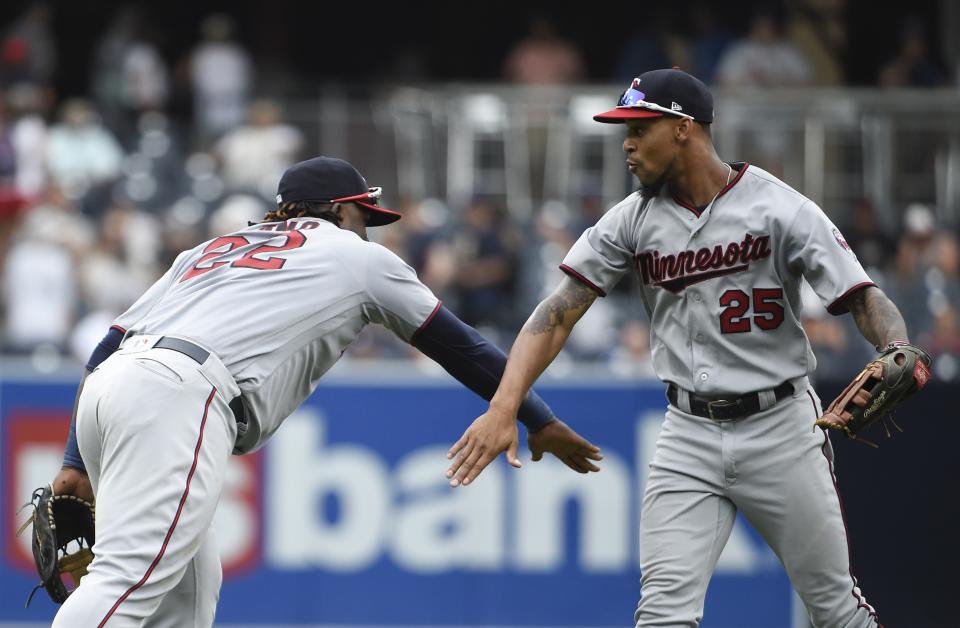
[1,2,959,384]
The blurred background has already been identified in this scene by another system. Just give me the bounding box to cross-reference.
[0,1,958,626]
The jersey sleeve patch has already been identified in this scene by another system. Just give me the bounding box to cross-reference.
[832,227,852,253]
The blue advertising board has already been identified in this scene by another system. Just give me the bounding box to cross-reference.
[1,368,795,627]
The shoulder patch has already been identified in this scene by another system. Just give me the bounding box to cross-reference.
[832,227,851,252]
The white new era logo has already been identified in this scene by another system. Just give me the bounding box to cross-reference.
[671,102,683,111]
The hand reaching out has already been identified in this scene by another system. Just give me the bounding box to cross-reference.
[528,419,603,473]
[447,412,602,487]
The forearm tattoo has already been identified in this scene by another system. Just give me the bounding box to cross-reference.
[526,280,598,336]
[847,287,909,348]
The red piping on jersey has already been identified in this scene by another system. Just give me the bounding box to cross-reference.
[110,324,127,334]
[672,163,749,217]
[98,386,218,628]
[412,300,443,342]
[826,282,877,316]
[559,264,607,297]
[808,391,882,626]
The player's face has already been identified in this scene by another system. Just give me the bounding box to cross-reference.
[623,117,682,187]
[336,202,369,241]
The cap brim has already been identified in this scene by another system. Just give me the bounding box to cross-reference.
[593,108,665,123]
[356,200,402,226]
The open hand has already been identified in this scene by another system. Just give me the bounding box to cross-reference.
[446,408,520,487]
[528,419,602,473]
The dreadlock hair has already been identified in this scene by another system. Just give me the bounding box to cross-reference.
[262,201,342,226]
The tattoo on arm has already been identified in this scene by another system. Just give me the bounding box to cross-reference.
[846,286,909,348]
[526,278,599,336]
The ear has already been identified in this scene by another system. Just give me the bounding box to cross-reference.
[675,118,693,142]
[332,202,344,220]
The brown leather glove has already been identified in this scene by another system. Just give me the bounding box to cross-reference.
[816,343,931,445]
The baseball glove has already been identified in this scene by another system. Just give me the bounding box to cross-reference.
[816,343,931,446]
[16,484,95,606]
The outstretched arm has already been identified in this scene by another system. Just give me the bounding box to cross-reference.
[412,303,601,477]
[486,276,599,415]
[841,286,909,348]
[411,306,557,434]
[446,276,600,486]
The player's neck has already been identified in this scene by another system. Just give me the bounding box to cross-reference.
[668,150,731,209]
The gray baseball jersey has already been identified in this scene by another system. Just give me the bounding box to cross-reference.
[561,164,874,395]
[114,217,440,453]
[562,163,881,627]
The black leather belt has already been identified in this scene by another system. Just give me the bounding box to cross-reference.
[155,336,209,364]
[151,335,247,431]
[667,381,794,421]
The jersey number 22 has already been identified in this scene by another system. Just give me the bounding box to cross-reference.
[179,232,307,283]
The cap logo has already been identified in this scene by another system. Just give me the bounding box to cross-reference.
[618,87,646,107]
[630,77,642,89]
[671,102,682,111]
[276,193,283,203]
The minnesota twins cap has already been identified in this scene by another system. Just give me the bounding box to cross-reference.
[276,156,401,226]
[593,68,714,124]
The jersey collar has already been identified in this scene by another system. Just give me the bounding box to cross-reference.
[672,162,749,218]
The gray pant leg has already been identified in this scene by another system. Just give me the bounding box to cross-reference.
[731,390,880,628]
[144,526,222,628]
[635,409,737,628]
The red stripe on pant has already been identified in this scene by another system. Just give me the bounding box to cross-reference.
[98,386,218,627]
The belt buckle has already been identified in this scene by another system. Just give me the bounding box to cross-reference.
[706,399,738,421]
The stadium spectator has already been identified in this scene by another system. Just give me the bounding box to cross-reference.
[798,279,867,381]
[45,99,124,204]
[0,101,17,188]
[214,99,303,198]
[841,198,896,278]
[887,203,939,337]
[608,319,656,378]
[0,2,55,88]
[78,203,160,315]
[715,10,813,87]
[613,15,675,83]
[685,4,735,85]
[92,7,170,144]
[503,16,585,85]
[785,0,846,86]
[878,17,945,87]
[6,83,49,199]
[190,14,253,140]
[921,304,960,356]
[450,197,518,328]
[0,98,25,268]
[2,187,90,353]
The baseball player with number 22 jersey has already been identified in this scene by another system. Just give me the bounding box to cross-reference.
[48,157,601,627]
[448,69,921,627]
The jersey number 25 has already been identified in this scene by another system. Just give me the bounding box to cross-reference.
[719,288,784,333]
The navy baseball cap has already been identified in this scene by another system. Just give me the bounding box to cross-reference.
[593,68,714,124]
[276,156,401,226]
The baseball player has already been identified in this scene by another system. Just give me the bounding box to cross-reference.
[48,156,602,627]
[447,69,918,627]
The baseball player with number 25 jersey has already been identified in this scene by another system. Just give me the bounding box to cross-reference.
[448,69,925,627]
[48,156,601,627]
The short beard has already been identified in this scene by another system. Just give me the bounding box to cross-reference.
[638,174,666,198]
